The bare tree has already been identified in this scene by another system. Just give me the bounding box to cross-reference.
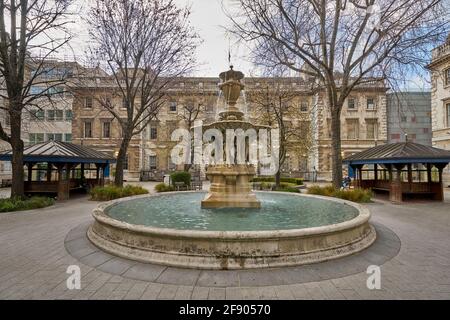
[85,0,199,186]
[248,80,313,187]
[0,0,73,197]
[226,0,449,187]
[179,100,202,171]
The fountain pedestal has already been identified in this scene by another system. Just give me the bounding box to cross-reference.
[201,164,260,208]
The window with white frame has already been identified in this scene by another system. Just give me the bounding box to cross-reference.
[348,97,356,109]
[47,110,55,121]
[84,97,93,108]
[366,97,376,110]
[55,110,63,121]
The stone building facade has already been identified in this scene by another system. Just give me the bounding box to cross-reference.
[387,92,432,146]
[428,34,450,185]
[0,60,84,180]
[314,82,388,180]
[72,73,387,181]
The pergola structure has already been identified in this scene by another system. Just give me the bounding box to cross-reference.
[343,142,450,202]
[0,141,115,200]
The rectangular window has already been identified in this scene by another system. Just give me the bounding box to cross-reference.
[55,110,63,121]
[366,97,375,110]
[29,133,44,144]
[47,133,54,141]
[445,68,450,86]
[300,102,308,112]
[447,103,450,127]
[84,97,93,108]
[366,119,378,139]
[391,133,401,140]
[401,116,407,122]
[149,155,157,170]
[123,155,129,170]
[84,121,92,138]
[423,128,429,133]
[122,97,128,109]
[65,110,73,121]
[150,126,157,140]
[30,110,45,121]
[47,110,55,121]
[102,121,111,138]
[30,86,45,95]
[54,133,63,141]
[65,133,72,142]
[346,119,359,139]
[169,102,177,112]
[29,133,36,144]
[348,98,356,109]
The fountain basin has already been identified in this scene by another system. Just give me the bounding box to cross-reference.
[88,191,376,269]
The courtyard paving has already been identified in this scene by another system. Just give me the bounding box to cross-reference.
[0,184,449,300]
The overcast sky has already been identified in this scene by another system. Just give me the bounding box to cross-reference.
[68,0,253,77]
[65,0,428,88]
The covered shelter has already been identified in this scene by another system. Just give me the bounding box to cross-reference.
[0,141,116,200]
[343,142,450,202]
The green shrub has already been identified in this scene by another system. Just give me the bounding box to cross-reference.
[90,184,149,201]
[252,177,303,185]
[170,171,191,187]
[155,183,175,193]
[0,196,54,212]
[275,186,301,193]
[307,185,372,203]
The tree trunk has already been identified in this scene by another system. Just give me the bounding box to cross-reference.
[114,136,131,187]
[10,110,24,198]
[275,170,281,188]
[330,108,343,188]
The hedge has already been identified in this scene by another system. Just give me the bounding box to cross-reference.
[90,184,149,201]
[0,196,54,212]
[155,183,175,192]
[252,176,303,185]
[170,171,191,186]
[307,185,372,203]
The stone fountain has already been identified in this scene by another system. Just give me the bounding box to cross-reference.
[201,66,261,208]
[86,65,376,270]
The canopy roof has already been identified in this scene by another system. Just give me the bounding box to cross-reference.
[0,141,115,164]
[343,142,450,165]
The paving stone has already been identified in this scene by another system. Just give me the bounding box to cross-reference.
[208,288,226,300]
[97,257,134,275]
[197,270,240,287]
[156,267,201,286]
[1,190,450,300]
[122,263,166,282]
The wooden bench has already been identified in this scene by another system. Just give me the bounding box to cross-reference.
[372,187,390,192]
[174,181,188,191]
